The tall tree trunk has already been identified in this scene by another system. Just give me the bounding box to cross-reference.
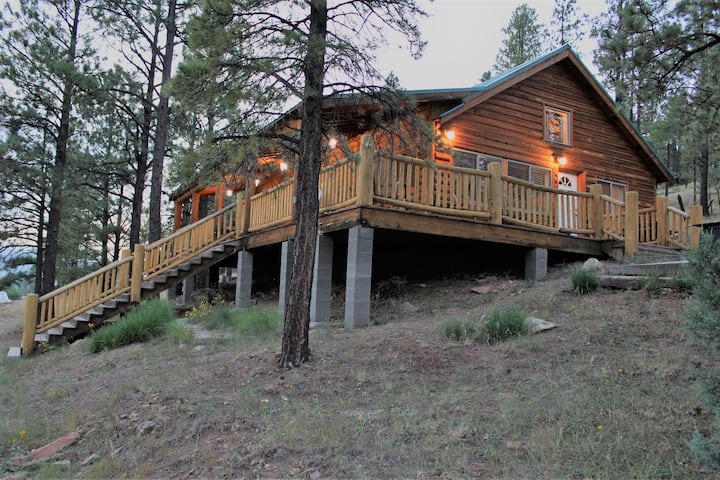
[40,0,81,295]
[148,0,177,243]
[279,0,328,368]
[129,16,161,247]
[700,140,709,215]
[100,174,110,266]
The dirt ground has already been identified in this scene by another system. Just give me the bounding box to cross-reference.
[0,300,25,354]
[0,266,717,479]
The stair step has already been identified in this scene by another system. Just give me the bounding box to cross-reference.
[605,261,688,277]
[74,313,90,323]
[35,333,49,343]
[166,269,179,277]
[89,306,104,316]
[191,257,203,265]
[60,320,77,329]
[48,327,64,336]
[116,293,130,303]
[101,300,117,309]
[178,263,191,271]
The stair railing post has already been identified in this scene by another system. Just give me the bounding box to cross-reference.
[488,162,503,225]
[624,191,639,257]
[656,196,668,246]
[589,184,604,239]
[357,134,375,206]
[235,191,246,239]
[119,248,131,290]
[690,204,703,249]
[130,244,145,303]
[22,294,38,356]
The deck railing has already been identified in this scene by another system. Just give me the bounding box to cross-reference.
[374,152,491,219]
[21,133,704,355]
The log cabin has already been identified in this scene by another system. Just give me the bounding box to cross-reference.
[16,46,703,355]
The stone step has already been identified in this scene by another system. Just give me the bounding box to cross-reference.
[599,275,675,290]
[61,320,77,329]
[101,300,117,309]
[605,261,688,277]
[35,333,49,343]
[48,327,64,336]
[7,346,21,358]
[116,293,130,303]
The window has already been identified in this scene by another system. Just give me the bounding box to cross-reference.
[507,159,551,187]
[544,106,572,146]
[452,149,500,170]
[598,179,626,202]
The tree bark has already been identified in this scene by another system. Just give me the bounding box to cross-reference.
[148,0,177,243]
[700,140,709,215]
[129,14,161,248]
[279,0,328,368]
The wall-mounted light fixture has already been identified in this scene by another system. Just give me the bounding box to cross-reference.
[279,162,288,171]
[254,178,261,187]
[328,137,338,149]
[552,152,568,166]
[444,129,455,141]
[226,189,233,197]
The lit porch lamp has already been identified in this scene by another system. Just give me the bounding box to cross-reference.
[444,129,455,141]
[552,152,568,166]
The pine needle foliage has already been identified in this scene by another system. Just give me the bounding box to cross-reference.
[686,235,720,467]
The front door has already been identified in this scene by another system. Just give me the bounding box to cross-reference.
[558,172,579,231]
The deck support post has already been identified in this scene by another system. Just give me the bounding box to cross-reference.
[311,233,333,324]
[489,162,503,224]
[279,240,294,316]
[182,275,195,305]
[656,196,668,246]
[624,191,639,257]
[357,134,375,206]
[344,226,374,329]
[130,244,145,303]
[524,247,548,282]
[589,185,604,239]
[22,293,38,356]
[690,204,703,249]
[235,249,254,308]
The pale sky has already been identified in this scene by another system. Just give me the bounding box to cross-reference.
[376,0,609,90]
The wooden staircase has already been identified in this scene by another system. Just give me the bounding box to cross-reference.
[10,199,243,357]
[32,243,238,346]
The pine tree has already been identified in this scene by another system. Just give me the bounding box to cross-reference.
[493,3,546,72]
[173,0,427,368]
[550,0,589,48]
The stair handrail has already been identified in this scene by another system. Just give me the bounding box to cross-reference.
[34,253,134,334]
[143,201,238,280]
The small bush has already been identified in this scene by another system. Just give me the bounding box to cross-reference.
[442,318,478,342]
[197,304,281,339]
[671,268,695,292]
[641,271,662,297]
[483,307,526,343]
[570,266,598,294]
[88,298,176,353]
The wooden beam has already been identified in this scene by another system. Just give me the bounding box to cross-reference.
[360,206,603,255]
[22,294,38,356]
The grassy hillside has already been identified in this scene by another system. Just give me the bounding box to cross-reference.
[0,267,717,479]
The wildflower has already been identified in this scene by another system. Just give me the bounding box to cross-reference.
[597,425,603,430]
[18,430,26,438]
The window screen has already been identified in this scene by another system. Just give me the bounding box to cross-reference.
[507,159,551,187]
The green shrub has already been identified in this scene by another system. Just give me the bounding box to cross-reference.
[671,268,695,292]
[640,271,662,297]
[441,318,478,342]
[88,298,176,353]
[570,266,598,294]
[483,307,526,343]
[197,304,281,338]
[685,235,720,466]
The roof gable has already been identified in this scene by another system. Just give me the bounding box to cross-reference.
[436,46,672,183]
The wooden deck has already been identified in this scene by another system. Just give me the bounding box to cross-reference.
[18,134,702,355]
